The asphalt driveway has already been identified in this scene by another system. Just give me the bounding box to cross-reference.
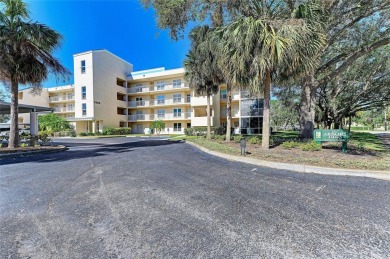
[1,137,389,258]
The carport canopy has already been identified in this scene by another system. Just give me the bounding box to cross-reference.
[0,101,53,114]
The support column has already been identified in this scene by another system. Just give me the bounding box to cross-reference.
[30,110,38,146]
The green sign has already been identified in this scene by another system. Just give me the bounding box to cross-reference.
[314,129,349,142]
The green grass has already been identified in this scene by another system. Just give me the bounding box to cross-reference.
[349,132,387,152]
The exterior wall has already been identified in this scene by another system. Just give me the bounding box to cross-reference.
[17,50,265,135]
[18,88,50,124]
[91,51,133,128]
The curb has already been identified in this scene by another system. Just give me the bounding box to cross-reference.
[0,145,68,158]
[186,141,390,181]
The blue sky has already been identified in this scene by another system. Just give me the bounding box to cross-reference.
[26,0,191,87]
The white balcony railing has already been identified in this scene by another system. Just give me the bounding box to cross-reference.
[128,83,189,94]
[153,83,189,92]
[128,100,147,107]
[49,96,74,102]
[152,99,191,106]
[220,91,240,101]
[53,107,74,113]
[128,86,150,94]
[128,113,190,122]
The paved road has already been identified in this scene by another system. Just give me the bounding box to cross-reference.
[1,137,390,258]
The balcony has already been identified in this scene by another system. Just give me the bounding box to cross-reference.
[191,96,212,106]
[191,116,214,126]
[49,96,74,102]
[128,100,148,108]
[128,113,191,122]
[53,107,74,113]
[220,91,240,101]
[151,98,191,106]
[152,83,189,92]
[221,109,240,118]
[128,86,151,94]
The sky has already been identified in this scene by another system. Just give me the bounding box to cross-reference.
[25,0,191,88]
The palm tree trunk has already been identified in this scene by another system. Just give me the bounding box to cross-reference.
[226,84,232,142]
[262,70,271,150]
[9,79,20,148]
[206,94,211,139]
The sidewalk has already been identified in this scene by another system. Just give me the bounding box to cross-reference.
[186,141,390,181]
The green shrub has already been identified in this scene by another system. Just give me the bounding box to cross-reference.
[87,132,95,136]
[184,128,194,136]
[103,127,131,135]
[233,135,242,142]
[214,127,226,135]
[20,143,29,148]
[248,136,261,144]
[38,133,52,145]
[281,141,301,149]
[80,132,88,136]
[214,134,226,141]
[301,141,322,151]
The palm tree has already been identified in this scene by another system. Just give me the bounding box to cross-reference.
[185,26,220,139]
[0,0,69,148]
[216,0,326,149]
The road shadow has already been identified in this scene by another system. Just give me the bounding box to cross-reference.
[0,140,182,166]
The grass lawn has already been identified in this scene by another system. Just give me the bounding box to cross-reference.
[174,131,390,171]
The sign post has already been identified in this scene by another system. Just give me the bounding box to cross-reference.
[240,138,246,156]
[314,129,349,153]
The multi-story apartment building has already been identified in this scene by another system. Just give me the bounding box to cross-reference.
[18,50,264,135]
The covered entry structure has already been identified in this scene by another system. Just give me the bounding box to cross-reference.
[0,101,53,135]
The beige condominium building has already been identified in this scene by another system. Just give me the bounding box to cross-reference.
[18,50,263,135]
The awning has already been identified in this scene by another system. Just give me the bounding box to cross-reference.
[0,101,54,114]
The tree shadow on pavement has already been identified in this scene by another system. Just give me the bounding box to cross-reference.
[0,140,182,166]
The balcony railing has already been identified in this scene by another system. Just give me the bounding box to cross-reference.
[49,96,74,102]
[220,91,240,101]
[128,113,190,122]
[221,109,240,117]
[153,83,189,92]
[152,99,191,106]
[128,83,189,94]
[128,100,147,107]
[54,107,74,112]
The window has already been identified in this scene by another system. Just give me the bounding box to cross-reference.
[186,94,191,103]
[157,109,165,119]
[173,79,181,88]
[157,95,165,104]
[81,60,86,73]
[173,93,182,103]
[82,103,87,116]
[81,86,86,100]
[173,108,182,118]
[67,92,74,100]
[157,81,165,90]
[174,123,182,132]
[220,89,227,100]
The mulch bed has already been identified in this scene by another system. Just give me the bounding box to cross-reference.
[0,145,65,155]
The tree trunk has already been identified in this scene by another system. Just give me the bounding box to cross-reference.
[348,116,352,133]
[206,94,211,139]
[226,84,232,142]
[299,75,316,139]
[9,79,20,148]
[262,70,271,150]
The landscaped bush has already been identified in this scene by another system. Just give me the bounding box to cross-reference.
[214,127,226,135]
[80,132,88,136]
[53,129,76,137]
[184,128,194,136]
[103,127,132,135]
[214,134,226,141]
[281,141,301,149]
[301,141,322,151]
[233,135,242,142]
[192,126,217,136]
[248,136,261,144]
